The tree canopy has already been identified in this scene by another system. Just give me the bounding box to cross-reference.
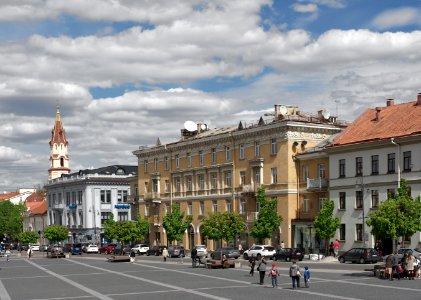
[202,211,244,244]
[0,201,25,241]
[103,213,149,244]
[163,204,192,244]
[250,187,282,243]
[313,199,340,253]
[366,180,421,244]
[43,224,68,243]
[18,231,40,244]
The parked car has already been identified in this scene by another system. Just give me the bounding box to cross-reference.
[194,245,208,257]
[30,244,40,251]
[99,244,117,254]
[113,244,131,255]
[147,245,166,256]
[39,245,48,252]
[19,244,29,251]
[397,248,421,260]
[210,247,241,260]
[168,246,185,258]
[272,248,304,262]
[242,245,276,260]
[86,244,99,254]
[132,244,149,255]
[47,245,65,258]
[338,247,380,264]
[71,243,83,255]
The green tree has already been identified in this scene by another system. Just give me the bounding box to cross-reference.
[163,204,192,245]
[18,231,40,244]
[134,215,149,242]
[0,201,25,241]
[202,212,245,245]
[367,180,421,247]
[43,225,68,244]
[112,221,138,244]
[103,213,116,241]
[313,200,340,255]
[250,187,283,244]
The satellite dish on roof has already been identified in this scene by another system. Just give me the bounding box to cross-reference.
[200,124,207,130]
[184,120,197,132]
[279,105,288,115]
[322,110,331,119]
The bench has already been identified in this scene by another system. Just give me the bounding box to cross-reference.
[206,259,235,269]
[107,255,131,262]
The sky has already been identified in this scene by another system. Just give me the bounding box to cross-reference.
[1,0,421,193]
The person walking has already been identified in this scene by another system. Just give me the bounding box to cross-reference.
[385,253,393,280]
[303,266,311,288]
[191,247,198,268]
[129,249,136,263]
[268,263,279,288]
[249,254,256,276]
[162,247,169,262]
[333,239,340,258]
[289,260,301,289]
[257,257,267,285]
[27,246,32,260]
[406,251,416,280]
[391,252,400,280]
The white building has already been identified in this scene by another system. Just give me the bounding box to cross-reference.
[45,165,137,244]
[328,95,421,254]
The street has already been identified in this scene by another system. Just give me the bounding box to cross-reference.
[1,253,420,300]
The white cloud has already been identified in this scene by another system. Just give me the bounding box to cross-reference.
[298,0,346,9]
[371,7,419,29]
[291,3,318,13]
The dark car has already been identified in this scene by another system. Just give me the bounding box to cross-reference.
[168,246,185,258]
[272,248,304,262]
[113,244,131,255]
[71,243,83,255]
[211,247,241,260]
[147,245,166,256]
[99,244,117,254]
[338,247,380,264]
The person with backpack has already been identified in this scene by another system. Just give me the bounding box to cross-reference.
[257,257,267,285]
[391,252,400,280]
[303,266,311,288]
[249,254,256,276]
[289,260,301,289]
[268,263,279,288]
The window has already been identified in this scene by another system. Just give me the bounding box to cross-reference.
[355,190,363,209]
[302,165,308,181]
[371,155,379,175]
[144,205,149,217]
[199,201,204,215]
[371,190,379,208]
[165,204,170,215]
[117,190,128,202]
[175,177,181,192]
[271,138,277,154]
[318,164,325,178]
[212,201,218,212]
[199,150,204,165]
[210,173,217,190]
[240,171,246,186]
[271,167,278,184]
[356,224,363,241]
[118,212,128,221]
[226,199,232,212]
[154,158,158,171]
[100,190,111,203]
[254,168,261,185]
[175,154,180,169]
[101,212,111,225]
[58,193,62,204]
[152,179,158,193]
[164,156,169,170]
[355,157,363,176]
[165,180,170,193]
[144,159,148,173]
[403,151,412,171]
[211,148,217,164]
[303,197,309,213]
[198,175,205,190]
[188,202,192,215]
[240,199,246,214]
[387,188,395,198]
[339,159,346,178]
[186,176,192,191]
[71,191,76,204]
[339,192,346,210]
[186,152,192,167]
[254,141,260,157]
[224,171,232,188]
[318,194,327,211]
[225,146,231,161]
[77,191,83,205]
[340,224,346,241]
[388,153,395,173]
[239,144,245,159]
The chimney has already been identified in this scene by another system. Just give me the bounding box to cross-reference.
[386,99,394,106]
[375,107,381,122]
[417,93,421,106]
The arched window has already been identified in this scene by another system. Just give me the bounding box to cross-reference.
[60,157,64,167]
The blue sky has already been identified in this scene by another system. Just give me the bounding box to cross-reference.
[0,0,421,192]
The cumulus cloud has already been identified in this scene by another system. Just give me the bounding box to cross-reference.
[291,3,318,13]
[371,7,419,29]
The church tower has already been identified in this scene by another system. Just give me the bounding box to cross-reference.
[48,106,70,180]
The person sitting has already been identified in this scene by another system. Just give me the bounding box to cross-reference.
[222,254,229,269]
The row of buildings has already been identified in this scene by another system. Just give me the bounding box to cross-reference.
[8,94,421,254]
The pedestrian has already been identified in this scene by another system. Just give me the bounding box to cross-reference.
[289,260,301,289]
[257,256,267,285]
[27,246,32,260]
[329,242,334,256]
[249,254,256,276]
[391,252,400,280]
[191,247,198,268]
[268,263,279,288]
[414,257,420,278]
[238,244,243,254]
[333,239,340,257]
[401,252,409,279]
[129,249,136,263]
[406,251,416,280]
[162,247,169,262]
[303,266,310,288]
[385,253,393,280]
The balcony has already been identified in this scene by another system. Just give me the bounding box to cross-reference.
[241,184,255,194]
[306,178,328,191]
[246,212,259,222]
[144,192,161,203]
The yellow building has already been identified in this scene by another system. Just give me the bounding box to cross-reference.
[133,106,346,251]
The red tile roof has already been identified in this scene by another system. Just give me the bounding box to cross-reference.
[26,192,45,202]
[26,200,47,215]
[49,108,68,146]
[331,99,421,146]
[0,192,19,200]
